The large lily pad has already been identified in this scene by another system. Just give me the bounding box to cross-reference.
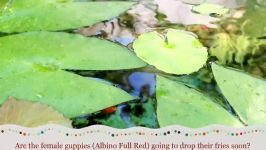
[0,97,72,127]
[156,75,243,127]
[212,64,266,125]
[0,63,134,118]
[0,31,146,71]
[0,0,134,32]
[133,29,208,75]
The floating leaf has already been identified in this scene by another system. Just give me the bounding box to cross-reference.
[156,76,243,127]
[192,3,229,16]
[133,29,208,75]
[9,0,74,8]
[212,64,266,125]
[0,31,146,71]
[0,64,134,118]
[0,97,72,127]
[0,0,134,32]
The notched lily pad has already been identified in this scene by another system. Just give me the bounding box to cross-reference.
[0,97,72,127]
[192,3,229,16]
[133,29,208,75]
[212,64,266,125]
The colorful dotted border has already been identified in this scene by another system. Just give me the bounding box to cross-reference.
[0,127,264,137]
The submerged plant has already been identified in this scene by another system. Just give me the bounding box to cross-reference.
[210,33,262,65]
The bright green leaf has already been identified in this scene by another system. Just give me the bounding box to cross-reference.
[0,31,146,71]
[9,0,74,8]
[212,63,266,125]
[0,97,72,127]
[192,3,229,16]
[133,29,208,75]
[0,0,134,32]
[0,64,135,118]
[156,75,243,128]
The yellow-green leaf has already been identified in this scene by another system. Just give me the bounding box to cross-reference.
[156,76,243,127]
[212,64,266,125]
[0,0,134,32]
[133,29,208,75]
[0,31,146,71]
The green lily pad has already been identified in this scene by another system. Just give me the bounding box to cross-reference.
[9,0,74,8]
[0,97,72,127]
[0,31,146,71]
[133,29,208,75]
[192,3,229,16]
[156,75,243,128]
[0,64,134,118]
[212,64,266,125]
[0,0,134,32]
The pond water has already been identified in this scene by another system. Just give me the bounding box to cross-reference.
[69,0,265,128]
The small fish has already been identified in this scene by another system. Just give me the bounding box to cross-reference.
[102,106,117,114]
